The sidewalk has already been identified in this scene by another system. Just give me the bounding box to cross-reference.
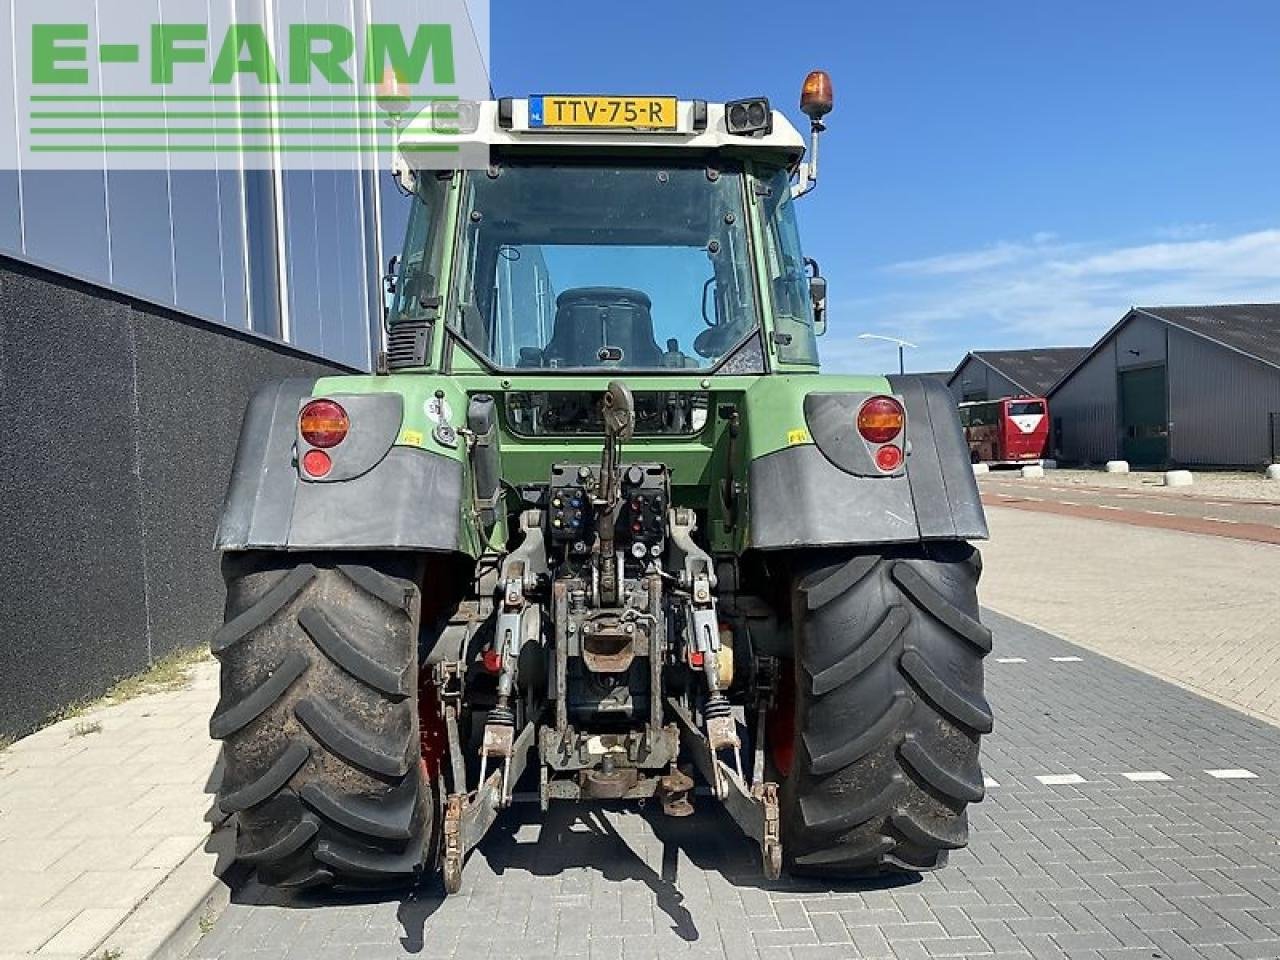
[0,659,224,960]
[980,504,1280,727]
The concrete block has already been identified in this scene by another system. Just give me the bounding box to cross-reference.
[1021,465,1045,479]
[1163,470,1194,487]
[972,463,990,475]
[1041,460,1058,469]
[1265,464,1280,481]
[1104,461,1129,473]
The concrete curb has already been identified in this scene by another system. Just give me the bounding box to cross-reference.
[94,826,235,960]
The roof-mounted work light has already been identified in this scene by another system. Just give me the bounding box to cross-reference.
[724,97,773,136]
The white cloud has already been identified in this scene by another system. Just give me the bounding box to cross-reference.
[886,242,1032,276]
[829,227,1280,373]
[1049,229,1280,279]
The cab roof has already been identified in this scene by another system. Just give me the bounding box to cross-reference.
[394,99,807,167]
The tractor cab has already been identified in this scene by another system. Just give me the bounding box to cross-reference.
[385,88,833,377]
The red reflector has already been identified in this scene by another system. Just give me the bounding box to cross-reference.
[876,444,904,472]
[299,399,350,449]
[690,651,705,668]
[301,449,332,478]
[857,396,905,444]
[482,650,503,674]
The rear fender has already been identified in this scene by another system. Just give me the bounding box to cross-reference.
[745,375,987,550]
[216,378,467,553]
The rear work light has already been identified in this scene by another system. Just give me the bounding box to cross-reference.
[299,400,349,449]
[857,396,905,444]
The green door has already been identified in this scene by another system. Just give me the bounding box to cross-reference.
[1119,365,1168,466]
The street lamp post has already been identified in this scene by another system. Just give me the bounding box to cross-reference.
[858,333,917,375]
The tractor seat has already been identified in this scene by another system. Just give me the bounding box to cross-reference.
[542,287,662,367]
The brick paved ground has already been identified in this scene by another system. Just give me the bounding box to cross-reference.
[190,613,1280,960]
[979,506,1280,725]
[0,659,220,959]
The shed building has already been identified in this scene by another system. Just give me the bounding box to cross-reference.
[947,348,1089,403]
[1047,305,1280,468]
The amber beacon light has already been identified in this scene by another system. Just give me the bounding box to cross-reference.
[800,70,834,119]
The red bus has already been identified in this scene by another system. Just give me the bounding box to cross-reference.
[959,397,1050,465]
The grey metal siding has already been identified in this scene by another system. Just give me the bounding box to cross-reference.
[1116,313,1168,370]
[1049,339,1119,463]
[1167,329,1280,466]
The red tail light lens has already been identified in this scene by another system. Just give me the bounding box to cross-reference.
[301,449,333,478]
[875,444,904,472]
[299,400,349,449]
[857,396,905,444]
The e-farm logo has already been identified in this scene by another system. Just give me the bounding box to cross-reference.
[6,1,490,170]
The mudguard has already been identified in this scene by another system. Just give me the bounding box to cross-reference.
[746,375,987,550]
[215,378,465,553]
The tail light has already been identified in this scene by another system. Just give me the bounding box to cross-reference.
[875,445,904,472]
[857,396,905,444]
[301,449,333,478]
[299,400,349,449]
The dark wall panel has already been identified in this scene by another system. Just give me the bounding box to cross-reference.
[0,266,147,731]
[0,254,348,737]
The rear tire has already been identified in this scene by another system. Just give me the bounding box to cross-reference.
[778,542,992,877]
[211,553,436,890]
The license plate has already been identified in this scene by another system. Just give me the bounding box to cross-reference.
[529,95,678,130]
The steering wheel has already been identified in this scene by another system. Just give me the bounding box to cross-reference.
[694,324,740,359]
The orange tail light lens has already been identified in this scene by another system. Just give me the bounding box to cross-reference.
[857,396,906,444]
[299,400,349,449]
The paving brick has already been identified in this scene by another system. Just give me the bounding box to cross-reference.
[176,615,1280,960]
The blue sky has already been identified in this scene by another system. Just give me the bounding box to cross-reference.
[489,1,1280,373]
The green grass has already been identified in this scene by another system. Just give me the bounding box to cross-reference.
[45,696,98,725]
[0,735,13,754]
[104,646,211,703]
[71,720,103,738]
[32,646,211,737]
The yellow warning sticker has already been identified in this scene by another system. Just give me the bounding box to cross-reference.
[400,430,425,448]
[787,428,811,446]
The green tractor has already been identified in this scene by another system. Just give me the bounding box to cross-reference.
[211,73,991,893]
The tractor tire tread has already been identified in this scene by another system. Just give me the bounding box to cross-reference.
[800,555,880,612]
[892,562,993,654]
[780,543,989,879]
[213,554,431,891]
[294,696,414,779]
[211,565,316,655]
[209,650,309,740]
[807,605,908,696]
[238,814,320,865]
[219,743,310,813]
[299,606,410,699]
[300,776,417,841]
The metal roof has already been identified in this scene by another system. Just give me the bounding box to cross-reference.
[1135,304,1280,370]
[948,347,1090,397]
[1048,303,1280,397]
